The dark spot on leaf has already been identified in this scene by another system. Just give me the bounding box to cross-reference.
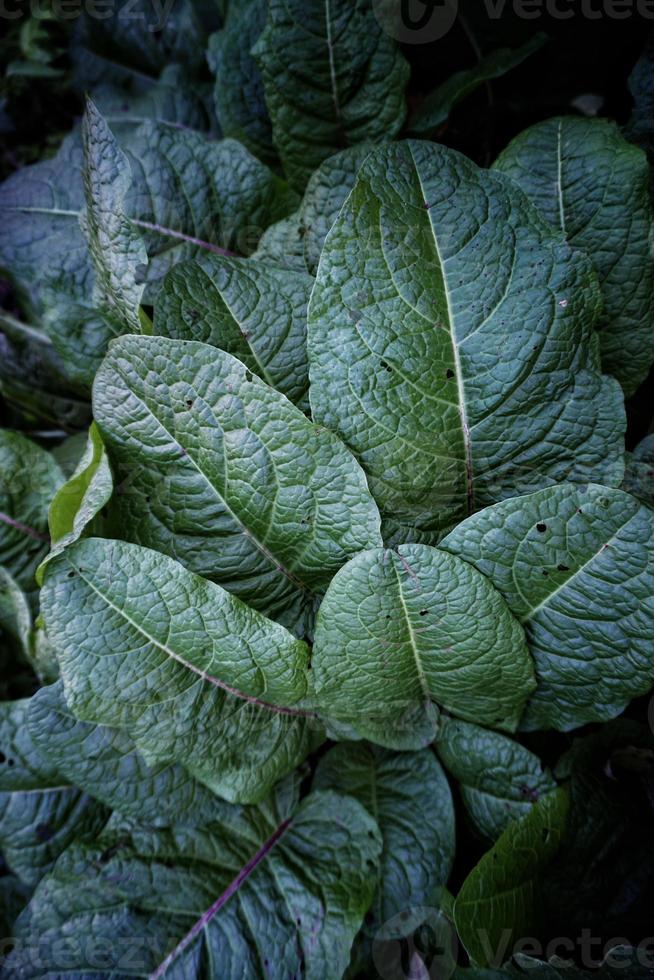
[536,523,547,533]
[0,751,5,763]
[557,563,570,572]
[542,570,549,576]
[67,571,75,578]
[446,369,455,379]
[419,609,428,616]
[145,496,151,503]
[35,823,54,842]
[380,360,392,372]
[179,446,187,456]
[186,399,194,408]
[7,758,14,767]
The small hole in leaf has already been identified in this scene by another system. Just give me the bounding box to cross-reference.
[380,360,392,372]
[446,369,455,379]
[542,570,549,576]
[419,609,428,616]
[67,571,75,579]
[7,758,14,767]
[557,564,570,572]
[186,399,194,408]
[0,751,5,763]
[536,523,547,533]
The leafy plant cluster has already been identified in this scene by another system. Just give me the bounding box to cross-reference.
[1,2,654,977]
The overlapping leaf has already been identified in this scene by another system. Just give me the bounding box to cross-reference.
[154,254,312,408]
[253,0,409,189]
[41,537,320,803]
[494,116,654,395]
[94,335,381,632]
[442,484,654,730]
[312,544,535,744]
[308,140,625,542]
[8,778,381,978]
[0,431,62,589]
[435,717,555,841]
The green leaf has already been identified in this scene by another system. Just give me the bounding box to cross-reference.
[494,116,654,397]
[255,145,373,276]
[312,544,535,744]
[434,717,555,842]
[622,434,654,508]
[0,430,63,589]
[441,484,654,731]
[253,0,409,189]
[454,788,569,969]
[41,537,321,803]
[313,742,455,973]
[0,566,56,686]
[154,254,312,408]
[27,681,222,826]
[93,335,381,633]
[81,98,148,334]
[408,36,547,138]
[0,699,107,885]
[308,140,625,543]
[9,781,381,978]
[36,422,113,585]
[207,0,274,163]
[51,431,88,478]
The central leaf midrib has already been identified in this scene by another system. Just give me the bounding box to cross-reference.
[407,144,474,514]
[72,561,308,718]
[392,557,431,704]
[113,372,314,598]
[149,815,293,979]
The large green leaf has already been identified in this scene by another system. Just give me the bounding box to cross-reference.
[0,699,107,885]
[36,422,113,585]
[41,538,320,803]
[154,254,312,408]
[92,66,211,136]
[622,434,654,508]
[0,430,63,589]
[308,140,625,543]
[8,779,382,978]
[93,335,381,633]
[27,681,221,826]
[454,788,569,969]
[441,484,654,731]
[207,0,273,163]
[312,544,535,744]
[0,566,57,687]
[494,116,654,396]
[313,742,455,974]
[434,717,555,842]
[81,97,148,334]
[253,0,409,189]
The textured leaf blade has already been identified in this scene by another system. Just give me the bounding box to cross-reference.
[435,717,555,841]
[41,537,320,803]
[454,788,569,968]
[81,98,148,334]
[494,116,654,396]
[0,700,107,885]
[93,335,381,632]
[308,140,625,542]
[312,544,535,742]
[0,430,63,589]
[154,253,312,408]
[207,0,274,163]
[253,0,409,189]
[441,484,654,730]
[27,681,221,826]
[314,742,455,973]
[622,434,654,508]
[9,782,381,978]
